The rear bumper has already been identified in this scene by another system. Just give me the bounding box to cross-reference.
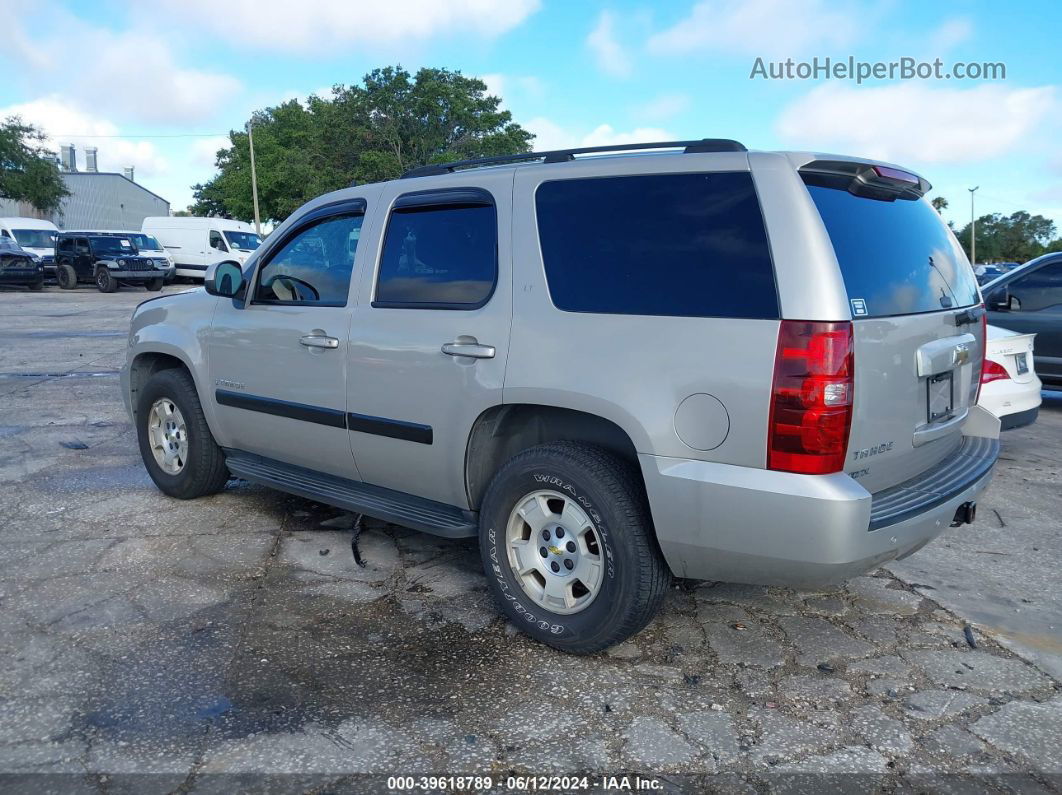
[1000,405,1039,430]
[640,434,999,587]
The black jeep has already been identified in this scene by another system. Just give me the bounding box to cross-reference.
[54,233,175,293]
[0,237,45,291]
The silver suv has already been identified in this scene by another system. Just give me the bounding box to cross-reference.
[122,139,1000,653]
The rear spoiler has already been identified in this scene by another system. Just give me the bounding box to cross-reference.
[799,159,931,200]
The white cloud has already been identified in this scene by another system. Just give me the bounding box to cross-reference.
[526,118,674,151]
[775,83,1056,165]
[587,11,631,77]
[632,93,691,121]
[160,0,540,54]
[480,74,506,100]
[926,17,973,53]
[4,8,241,126]
[0,97,169,177]
[190,136,233,169]
[648,0,860,57]
[0,0,50,69]
[64,30,241,125]
[478,73,545,108]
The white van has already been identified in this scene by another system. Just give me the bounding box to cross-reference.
[0,218,59,269]
[141,217,262,280]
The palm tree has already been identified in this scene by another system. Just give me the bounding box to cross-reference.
[931,196,949,214]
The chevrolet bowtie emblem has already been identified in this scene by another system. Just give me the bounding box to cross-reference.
[953,343,970,366]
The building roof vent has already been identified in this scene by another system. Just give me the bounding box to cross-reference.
[60,144,77,172]
[122,166,135,182]
[85,147,98,173]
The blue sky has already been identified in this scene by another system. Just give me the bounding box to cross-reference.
[2,0,1060,234]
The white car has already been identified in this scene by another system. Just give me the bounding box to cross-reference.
[979,324,1041,430]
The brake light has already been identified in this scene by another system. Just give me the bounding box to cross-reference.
[872,165,920,185]
[768,320,854,475]
[974,309,988,402]
[980,359,1009,385]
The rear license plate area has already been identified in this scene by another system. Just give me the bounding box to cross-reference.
[927,371,954,422]
[1015,352,1028,375]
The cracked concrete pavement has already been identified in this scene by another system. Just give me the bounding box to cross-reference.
[1,287,1060,792]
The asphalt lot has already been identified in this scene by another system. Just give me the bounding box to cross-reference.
[1,285,1060,792]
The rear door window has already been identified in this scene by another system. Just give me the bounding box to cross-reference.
[374,193,497,309]
[535,172,777,318]
[803,174,980,317]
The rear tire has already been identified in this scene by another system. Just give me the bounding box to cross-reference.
[96,268,117,293]
[136,368,230,499]
[479,442,670,654]
[57,263,77,289]
[146,277,164,291]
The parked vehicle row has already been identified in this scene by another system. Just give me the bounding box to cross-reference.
[0,216,263,290]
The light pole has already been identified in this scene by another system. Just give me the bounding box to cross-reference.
[247,121,262,236]
[968,186,979,265]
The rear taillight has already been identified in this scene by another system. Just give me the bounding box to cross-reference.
[768,320,854,475]
[974,309,988,402]
[980,358,1009,385]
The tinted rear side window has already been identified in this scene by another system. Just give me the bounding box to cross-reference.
[535,172,777,318]
[804,175,980,317]
[375,203,497,308]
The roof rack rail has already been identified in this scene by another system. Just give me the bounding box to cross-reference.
[401,138,747,178]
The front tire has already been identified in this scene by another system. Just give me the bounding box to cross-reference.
[28,278,44,291]
[57,263,77,289]
[146,277,165,291]
[96,268,117,293]
[136,368,230,499]
[479,442,670,654]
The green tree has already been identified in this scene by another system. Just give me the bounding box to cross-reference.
[956,211,1057,263]
[0,117,69,213]
[192,66,533,223]
[931,196,948,214]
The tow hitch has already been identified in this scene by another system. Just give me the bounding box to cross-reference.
[951,501,977,527]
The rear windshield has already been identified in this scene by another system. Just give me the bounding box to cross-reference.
[803,174,980,318]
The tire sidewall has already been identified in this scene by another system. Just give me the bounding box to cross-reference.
[96,268,114,293]
[58,264,76,289]
[136,372,198,496]
[480,454,638,647]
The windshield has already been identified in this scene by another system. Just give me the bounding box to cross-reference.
[223,231,262,250]
[12,229,56,249]
[91,236,137,255]
[126,233,163,250]
[803,174,981,317]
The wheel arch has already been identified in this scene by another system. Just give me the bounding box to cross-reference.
[464,403,642,511]
[128,347,225,444]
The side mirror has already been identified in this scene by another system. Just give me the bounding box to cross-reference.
[986,289,1010,312]
[205,260,245,298]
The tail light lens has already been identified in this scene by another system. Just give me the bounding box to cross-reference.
[768,320,854,475]
[980,358,1009,385]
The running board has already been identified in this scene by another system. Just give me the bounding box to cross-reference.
[223,450,478,539]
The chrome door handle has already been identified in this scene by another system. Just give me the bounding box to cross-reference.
[441,341,496,359]
[300,335,339,349]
